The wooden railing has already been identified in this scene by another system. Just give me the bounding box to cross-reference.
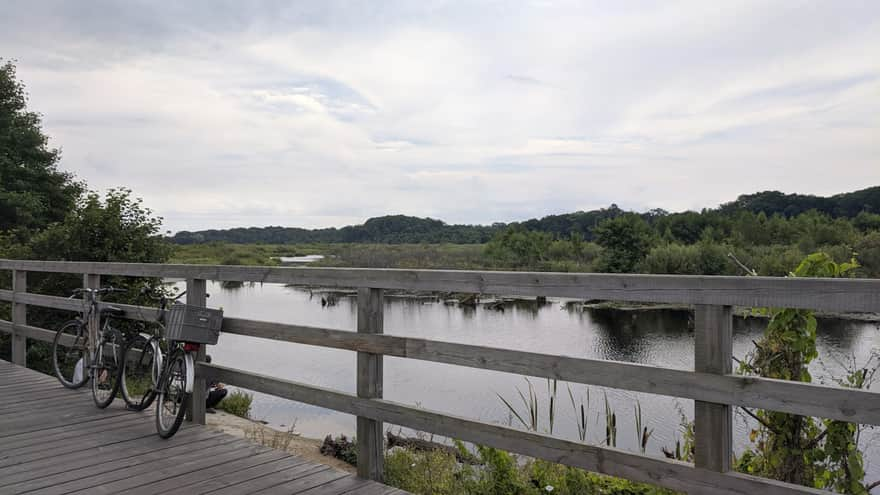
[1,259,879,495]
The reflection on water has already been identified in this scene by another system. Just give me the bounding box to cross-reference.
[203,282,880,477]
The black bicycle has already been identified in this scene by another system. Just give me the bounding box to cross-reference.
[153,300,223,438]
[118,287,187,412]
[51,286,129,408]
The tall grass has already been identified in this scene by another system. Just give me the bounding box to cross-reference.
[567,385,589,442]
[245,421,298,450]
[604,391,617,447]
[634,401,654,453]
[496,378,558,434]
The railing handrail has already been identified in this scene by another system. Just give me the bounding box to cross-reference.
[1,259,879,312]
[3,259,878,494]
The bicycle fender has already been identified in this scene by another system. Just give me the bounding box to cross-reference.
[151,340,164,386]
[184,352,195,394]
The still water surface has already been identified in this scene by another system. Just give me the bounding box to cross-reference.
[199,281,880,474]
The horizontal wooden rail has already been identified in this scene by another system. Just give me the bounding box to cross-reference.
[2,259,880,312]
[0,289,158,322]
[197,362,823,495]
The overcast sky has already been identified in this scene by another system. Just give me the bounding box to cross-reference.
[3,1,878,232]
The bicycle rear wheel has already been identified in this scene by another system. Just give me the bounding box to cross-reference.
[155,351,189,438]
[92,329,122,408]
[120,335,159,410]
[52,320,89,389]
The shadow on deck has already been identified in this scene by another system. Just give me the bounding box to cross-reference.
[0,359,404,495]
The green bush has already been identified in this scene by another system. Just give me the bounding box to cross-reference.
[855,232,880,278]
[385,447,462,495]
[383,442,676,495]
[217,390,253,418]
[640,242,732,275]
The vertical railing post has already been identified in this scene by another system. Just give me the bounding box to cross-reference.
[356,288,384,481]
[84,274,100,365]
[694,304,733,472]
[187,278,207,424]
[11,270,27,366]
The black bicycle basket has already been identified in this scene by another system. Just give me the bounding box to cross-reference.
[164,303,223,344]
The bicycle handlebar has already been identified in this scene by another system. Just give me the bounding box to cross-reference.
[139,286,187,303]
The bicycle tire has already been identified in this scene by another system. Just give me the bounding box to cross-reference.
[92,328,122,408]
[120,334,159,410]
[52,320,90,389]
[155,350,189,438]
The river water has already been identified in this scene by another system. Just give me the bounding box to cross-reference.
[199,281,880,477]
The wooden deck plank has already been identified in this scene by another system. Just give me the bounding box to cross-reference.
[0,387,88,407]
[0,408,155,452]
[0,378,60,390]
[0,427,207,486]
[43,438,264,495]
[0,407,131,435]
[0,379,71,394]
[251,467,350,494]
[163,456,312,495]
[0,423,189,474]
[208,462,334,495]
[0,361,405,495]
[294,475,374,495]
[337,484,405,495]
[0,369,57,381]
[121,449,292,495]
[0,414,143,450]
[0,395,101,416]
[4,434,243,494]
[0,406,134,438]
[0,415,154,459]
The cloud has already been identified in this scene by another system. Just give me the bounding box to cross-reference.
[1,1,878,231]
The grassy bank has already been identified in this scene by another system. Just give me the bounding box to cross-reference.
[171,242,486,270]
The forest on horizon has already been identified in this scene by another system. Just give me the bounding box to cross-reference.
[171,186,880,245]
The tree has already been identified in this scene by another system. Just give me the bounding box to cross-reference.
[28,187,171,263]
[855,232,880,278]
[0,60,82,237]
[594,214,657,273]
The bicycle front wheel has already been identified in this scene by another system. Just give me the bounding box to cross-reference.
[120,335,159,410]
[52,320,89,389]
[155,351,189,438]
[92,329,122,408]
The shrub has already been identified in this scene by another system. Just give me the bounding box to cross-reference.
[856,232,880,278]
[382,440,677,495]
[385,447,461,495]
[320,434,358,466]
[217,390,253,418]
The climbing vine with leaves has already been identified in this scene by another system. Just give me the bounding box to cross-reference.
[736,252,878,493]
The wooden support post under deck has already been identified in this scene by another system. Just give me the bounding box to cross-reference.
[84,274,100,365]
[187,278,207,425]
[694,304,733,472]
[11,270,27,366]
[357,288,384,481]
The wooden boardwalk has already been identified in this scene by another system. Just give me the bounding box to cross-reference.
[0,360,404,495]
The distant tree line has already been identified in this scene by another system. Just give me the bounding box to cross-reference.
[485,209,880,278]
[169,185,880,278]
[172,215,504,244]
[171,188,880,246]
